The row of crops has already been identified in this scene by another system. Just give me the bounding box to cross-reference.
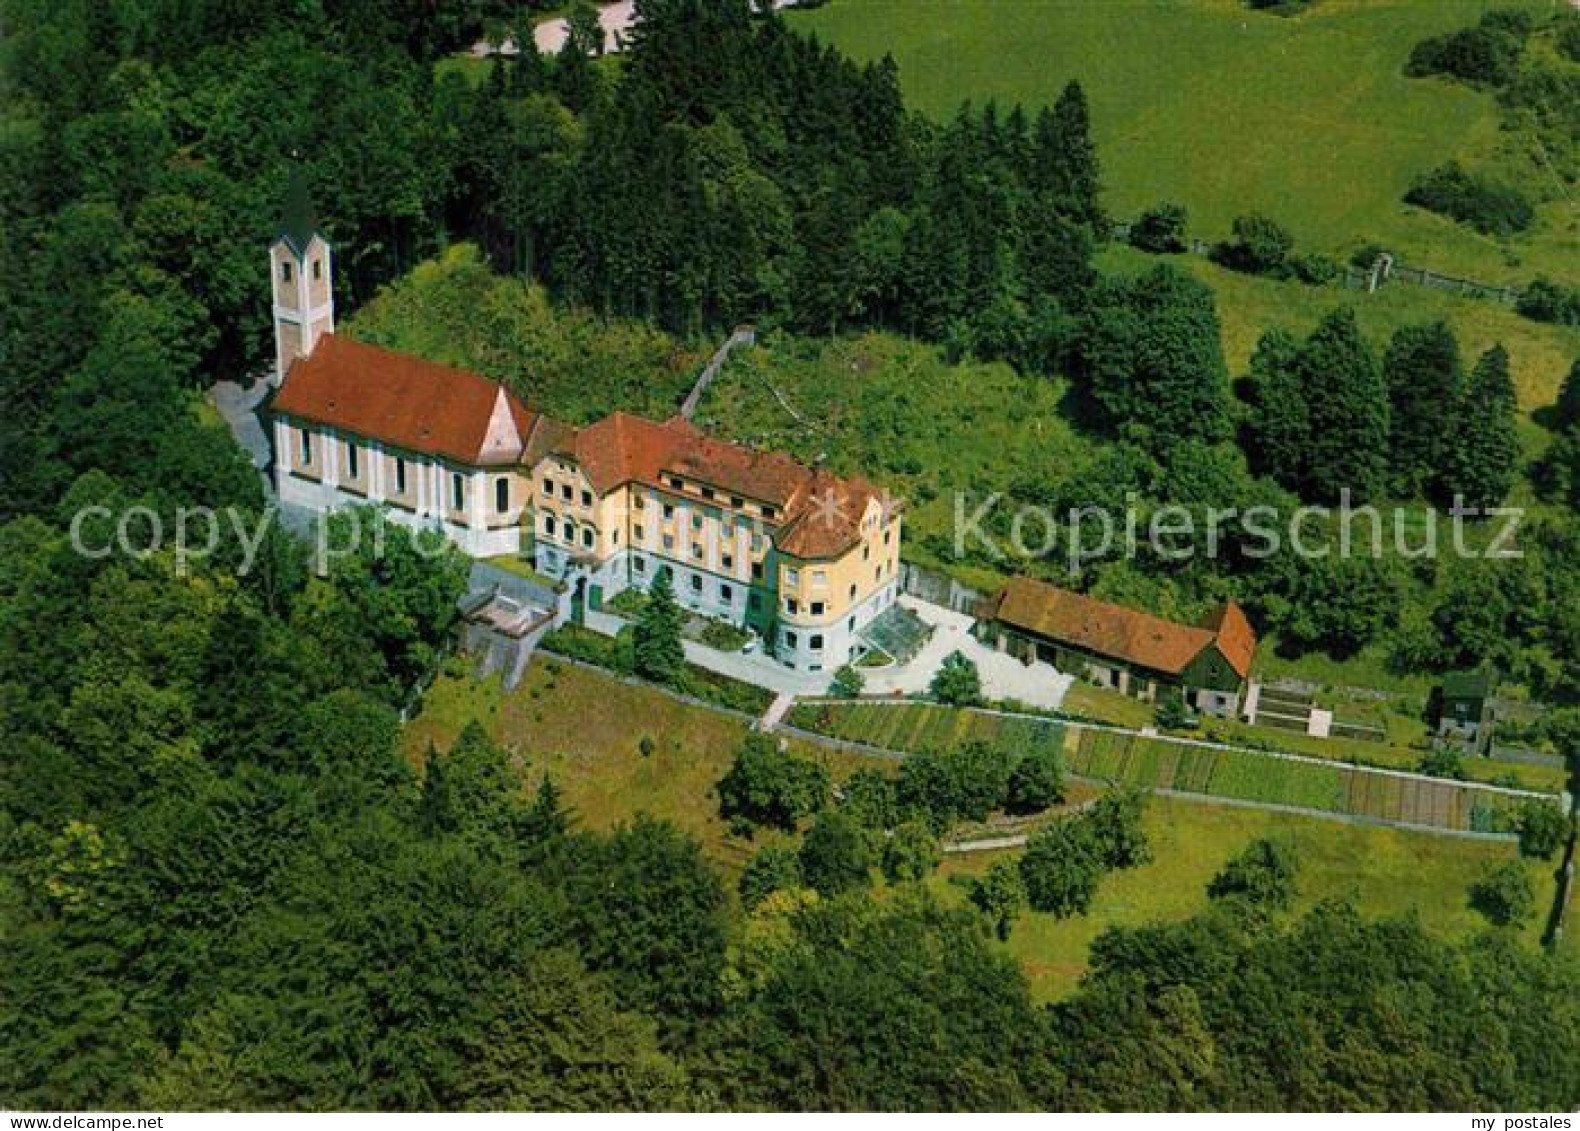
[787,701,1523,833]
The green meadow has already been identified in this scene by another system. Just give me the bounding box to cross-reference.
[792,0,1576,283]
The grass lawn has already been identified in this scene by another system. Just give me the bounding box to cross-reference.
[934,791,1551,1001]
[481,553,562,590]
[403,658,888,872]
[1058,680,1156,729]
[792,0,1576,285]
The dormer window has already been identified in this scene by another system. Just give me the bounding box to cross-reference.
[281,261,293,283]
[312,258,322,281]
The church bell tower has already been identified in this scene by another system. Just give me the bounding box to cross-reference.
[269,163,334,385]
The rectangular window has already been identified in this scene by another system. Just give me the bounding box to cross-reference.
[691,513,703,530]
[582,528,594,548]
[811,601,825,616]
[543,477,555,497]
[346,442,359,479]
[280,261,293,282]
[395,457,407,494]
[883,529,891,544]
[663,503,675,520]
[784,631,798,649]
[701,486,714,500]
[635,524,646,541]
[812,570,827,586]
[451,472,465,511]
[691,574,703,593]
[722,553,734,570]
[312,258,322,281]
[495,477,509,513]
[863,544,871,561]
[810,634,824,651]
[663,534,675,550]
[581,489,592,507]
[298,428,312,464]
[543,514,556,536]
[634,556,646,574]
[785,568,800,586]
[691,543,703,560]
[751,562,764,581]
[720,583,732,602]
[786,598,800,615]
[848,583,857,599]
[561,483,573,501]
[730,495,744,508]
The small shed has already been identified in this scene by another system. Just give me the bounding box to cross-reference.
[1436,665,1496,752]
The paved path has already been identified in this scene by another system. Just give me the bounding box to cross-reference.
[862,596,1072,711]
[210,374,274,497]
[475,0,802,57]
[210,376,272,470]
[759,691,796,732]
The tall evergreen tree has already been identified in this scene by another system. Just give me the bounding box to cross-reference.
[1383,320,1462,494]
[1078,264,1232,454]
[634,567,686,684]
[1243,326,1308,488]
[1298,308,1390,503]
[1440,343,1520,508]
[1033,81,1103,229]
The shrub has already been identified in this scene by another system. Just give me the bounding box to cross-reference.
[1469,860,1535,926]
[1513,798,1570,860]
[716,732,830,831]
[830,664,865,699]
[1406,22,1525,88]
[930,651,982,706]
[739,844,803,910]
[1290,252,1340,285]
[1006,746,1065,813]
[1418,747,1467,781]
[969,860,1026,940]
[1516,277,1580,327]
[1129,203,1188,254]
[798,812,874,895]
[1208,838,1300,910]
[1154,689,1191,729]
[881,819,940,883]
[1211,213,1294,276]
[1404,162,1534,236]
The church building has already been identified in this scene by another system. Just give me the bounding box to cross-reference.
[265,197,904,673]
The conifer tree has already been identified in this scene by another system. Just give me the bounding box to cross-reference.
[634,568,686,684]
[1440,343,1519,509]
[1299,307,1390,503]
[1383,320,1462,494]
[1244,326,1308,489]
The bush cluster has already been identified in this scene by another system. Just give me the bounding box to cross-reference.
[1404,162,1534,236]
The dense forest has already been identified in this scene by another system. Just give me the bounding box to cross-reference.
[2,0,1578,1112]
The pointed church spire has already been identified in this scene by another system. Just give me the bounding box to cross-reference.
[280,156,319,256]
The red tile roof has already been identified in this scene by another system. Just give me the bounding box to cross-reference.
[271,334,545,466]
[985,577,1255,679]
[551,412,897,559]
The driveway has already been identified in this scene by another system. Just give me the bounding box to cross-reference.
[475,0,802,57]
[861,597,1072,711]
